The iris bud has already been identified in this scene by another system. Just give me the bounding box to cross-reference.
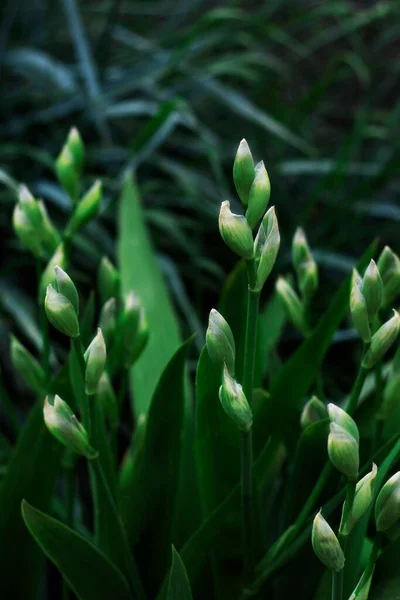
[233,139,255,207]
[218,201,254,260]
[206,309,235,375]
[245,161,270,228]
[253,207,280,291]
[312,511,345,573]
[219,365,252,432]
[84,328,107,395]
[362,310,400,369]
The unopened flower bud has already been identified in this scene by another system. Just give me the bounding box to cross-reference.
[328,422,359,480]
[350,269,371,343]
[328,404,359,443]
[219,365,252,432]
[55,266,79,315]
[12,203,42,256]
[37,200,60,254]
[98,256,120,305]
[375,472,400,535]
[206,309,235,375]
[40,244,67,301]
[10,335,45,395]
[361,259,383,321]
[292,228,318,304]
[45,284,79,338]
[130,306,149,365]
[99,297,117,347]
[254,206,280,291]
[245,161,270,228]
[300,396,327,429]
[218,201,254,260]
[377,246,400,308]
[362,310,400,369]
[18,185,43,228]
[96,372,118,431]
[56,145,79,202]
[233,139,255,207]
[341,463,378,535]
[67,127,85,175]
[312,511,345,573]
[68,180,102,235]
[276,277,307,334]
[44,395,96,458]
[84,328,107,395]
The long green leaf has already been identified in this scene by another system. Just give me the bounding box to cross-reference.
[22,501,132,600]
[118,173,181,416]
[167,547,193,600]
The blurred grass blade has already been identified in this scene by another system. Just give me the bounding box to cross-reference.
[118,173,181,416]
[22,500,133,600]
[167,546,193,600]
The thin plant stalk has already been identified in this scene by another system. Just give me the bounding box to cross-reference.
[35,256,51,383]
[332,571,342,600]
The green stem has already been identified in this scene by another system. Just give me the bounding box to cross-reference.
[332,570,342,600]
[338,479,356,543]
[372,362,384,451]
[353,534,380,595]
[62,467,75,600]
[35,256,50,383]
[72,336,91,434]
[345,346,369,415]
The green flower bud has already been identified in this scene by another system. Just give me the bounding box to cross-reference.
[68,180,102,235]
[206,309,236,375]
[39,244,67,301]
[245,161,271,228]
[18,185,43,228]
[130,305,149,365]
[361,259,383,322]
[341,463,378,535]
[98,256,120,305]
[56,145,79,202]
[377,245,400,308]
[45,284,79,338]
[300,396,327,429]
[67,127,85,175]
[99,297,117,347]
[10,335,45,396]
[328,403,360,444]
[37,200,60,254]
[218,201,254,260]
[96,372,118,431]
[292,228,318,304]
[44,395,97,459]
[233,139,255,207]
[276,276,307,334]
[12,203,42,256]
[84,328,107,395]
[219,365,252,432]
[375,472,400,534]
[350,269,371,343]
[54,266,79,315]
[254,206,280,291]
[328,422,359,480]
[362,310,400,369]
[312,511,345,573]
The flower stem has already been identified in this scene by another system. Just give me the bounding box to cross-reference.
[35,256,50,384]
[332,570,343,600]
[345,345,369,415]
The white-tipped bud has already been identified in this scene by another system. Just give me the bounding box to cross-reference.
[328,423,359,480]
[233,139,255,207]
[375,472,400,535]
[362,310,400,369]
[84,328,107,395]
[276,276,307,334]
[245,161,271,228]
[37,200,60,254]
[45,284,79,338]
[206,309,235,375]
[98,256,120,305]
[292,227,318,304]
[56,145,79,202]
[39,244,67,301]
[10,335,45,395]
[218,201,254,260]
[328,403,360,443]
[12,203,42,256]
[67,127,85,175]
[44,395,97,458]
[18,185,43,227]
[312,511,345,573]
[253,206,280,291]
[350,269,371,343]
[377,245,400,308]
[341,463,378,535]
[68,180,102,235]
[300,396,327,429]
[99,297,117,347]
[54,266,79,315]
[96,372,118,431]
[219,365,252,432]
[361,259,383,321]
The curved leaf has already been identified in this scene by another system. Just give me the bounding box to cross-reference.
[167,546,193,600]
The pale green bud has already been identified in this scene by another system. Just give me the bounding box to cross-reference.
[377,246,400,308]
[119,292,149,367]
[206,309,235,375]
[328,422,359,480]
[245,161,271,228]
[10,335,45,396]
[254,206,280,291]
[276,276,307,334]
[292,227,318,304]
[300,396,327,429]
[37,200,60,254]
[219,365,252,432]
[56,145,79,202]
[18,185,43,228]
[312,511,345,573]
[218,201,254,260]
[12,203,42,256]
[96,372,118,431]
[45,284,79,338]
[98,256,120,305]
[84,328,107,395]
[361,259,383,321]
[68,180,102,235]
[328,403,359,444]
[54,266,79,315]
[350,269,371,343]
[44,395,97,459]
[130,306,149,365]
[233,139,255,207]
[67,127,85,175]
[375,471,400,534]
[39,244,67,301]
[341,463,378,535]
[362,310,400,369]
[99,297,117,347]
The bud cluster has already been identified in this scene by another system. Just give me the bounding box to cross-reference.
[45,266,80,338]
[218,140,280,291]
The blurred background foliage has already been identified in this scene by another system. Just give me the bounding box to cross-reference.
[1,0,400,396]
